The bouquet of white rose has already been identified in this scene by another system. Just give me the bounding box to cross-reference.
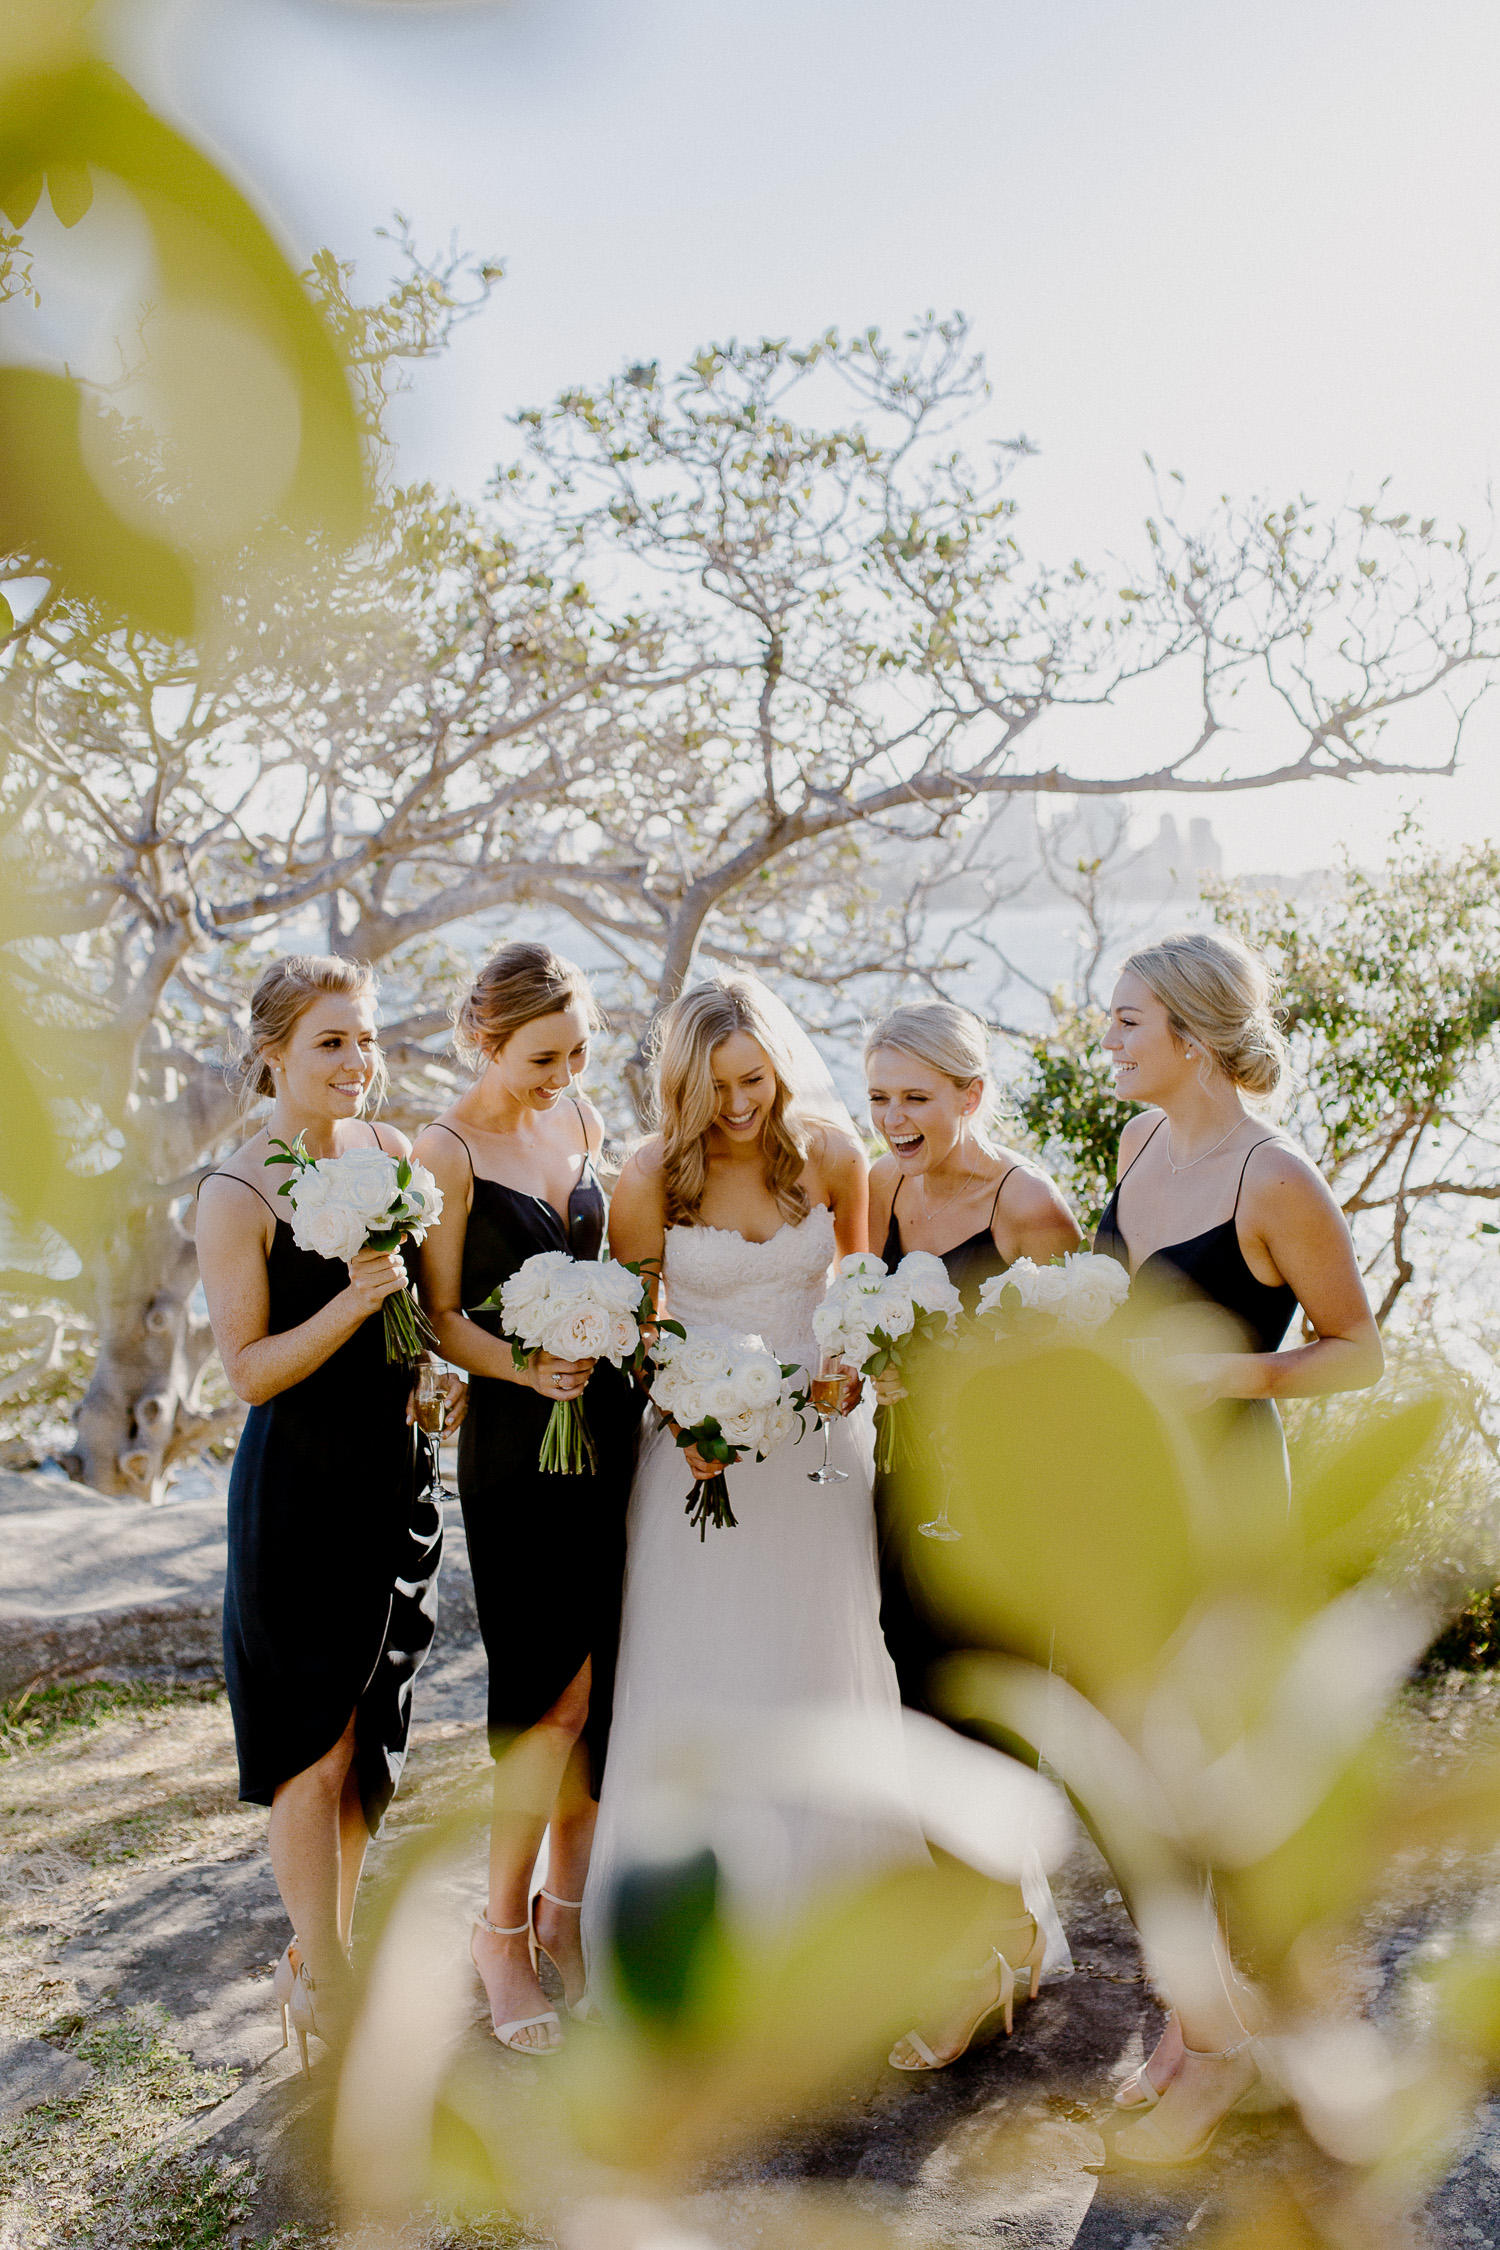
[646,1320,805,1537]
[975,1251,1131,1337]
[266,1136,443,1365]
[811,1249,963,1475]
[475,1251,653,1475]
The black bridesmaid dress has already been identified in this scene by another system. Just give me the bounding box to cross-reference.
[432,1103,642,1794]
[1092,1119,1297,1498]
[874,1168,1021,1714]
[215,1153,441,1833]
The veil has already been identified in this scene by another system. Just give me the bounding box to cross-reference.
[722,970,861,1146]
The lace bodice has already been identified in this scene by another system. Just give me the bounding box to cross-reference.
[663,1205,836,1375]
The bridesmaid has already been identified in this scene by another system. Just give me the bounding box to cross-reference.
[864,1000,1080,2071]
[197,955,453,2065]
[416,943,641,2057]
[1095,927,1381,2164]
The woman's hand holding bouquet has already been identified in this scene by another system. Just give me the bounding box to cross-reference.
[646,1320,805,1537]
[475,1250,653,1475]
[266,1137,443,1365]
[812,1250,962,1473]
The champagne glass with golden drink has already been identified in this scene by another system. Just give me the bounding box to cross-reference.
[807,1349,852,1485]
[414,1356,453,1500]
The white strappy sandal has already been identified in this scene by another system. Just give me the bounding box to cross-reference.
[530,1887,601,2022]
[888,1914,1045,2072]
[471,1910,563,2055]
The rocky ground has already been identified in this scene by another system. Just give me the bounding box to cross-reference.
[3,1466,1500,2248]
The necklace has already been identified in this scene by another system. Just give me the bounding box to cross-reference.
[1165,1115,1248,1173]
[913,1160,995,1224]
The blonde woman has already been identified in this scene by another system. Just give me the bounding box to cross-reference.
[1096,928,1381,2164]
[864,1001,1079,2070]
[416,943,642,2056]
[583,975,925,1965]
[197,956,453,2066]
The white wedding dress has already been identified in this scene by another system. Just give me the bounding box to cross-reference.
[581,1206,928,1964]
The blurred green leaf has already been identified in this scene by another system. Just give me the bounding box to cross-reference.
[44,159,89,225]
[0,367,194,632]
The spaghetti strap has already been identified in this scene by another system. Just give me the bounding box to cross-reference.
[1117,1115,1166,1186]
[989,1162,1026,1226]
[1231,1136,1278,1218]
[201,1171,280,1220]
[568,1092,592,1161]
[428,1120,475,1176]
[890,1173,904,1220]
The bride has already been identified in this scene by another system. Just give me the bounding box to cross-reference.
[582,975,927,1965]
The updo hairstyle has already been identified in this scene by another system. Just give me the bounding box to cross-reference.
[863,1000,1001,1148]
[1120,928,1287,1099]
[453,942,600,1071]
[655,977,811,1229]
[231,954,385,1113]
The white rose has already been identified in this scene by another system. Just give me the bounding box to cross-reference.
[297,1203,370,1262]
[1060,1253,1130,1329]
[868,1287,915,1341]
[759,1399,796,1452]
[667,1382,708,1429]
[812,1301,848,1350]
[604,1313,639,1363]
[398,1162,443,1232]
[674,1337,730,1386]
[550,1304,611,1358]
[287,1163,332,1215]
[736,1353,782,1406]
[718,1408,759,1448]
[594,1262,646,1312]
[896,1251,961,1317]
[323,1147,399,1221]
[838,1252,888,1280]
[699,1376,743,1423]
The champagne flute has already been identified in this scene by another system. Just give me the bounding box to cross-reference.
[414,1356,454,1501]
[806,1349,852,1485]
[917,1449,961,1542]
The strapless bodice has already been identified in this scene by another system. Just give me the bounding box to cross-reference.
[663,1205,836,1374]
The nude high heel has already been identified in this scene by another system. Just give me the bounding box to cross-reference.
[272,1940,300,2052]
[888,1914,1043,2073]
[472,1910,563,2055]
[530,1888,599,2021]
[1108,2032,1262,2167]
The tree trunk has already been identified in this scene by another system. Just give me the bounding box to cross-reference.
[64,1194,241,1503]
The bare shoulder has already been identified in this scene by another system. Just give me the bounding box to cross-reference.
[1000,1156,1073,1224]
[370,1120,411,1158]
[1240,1133,1336,1212]
[615,1137,667,1199]
[196,1146,273,1247]
[808,1121,866,1184]
[414,1118,468,1179]
[1117,1108,1163,1175]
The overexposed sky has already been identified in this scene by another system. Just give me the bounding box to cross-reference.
[106,0,1500,872]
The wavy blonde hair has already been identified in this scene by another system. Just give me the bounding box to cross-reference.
[230,955,385,1116]
[655,978,812,1229]
[1120,927,1287,1099]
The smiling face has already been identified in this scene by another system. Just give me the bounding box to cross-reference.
[1103,969,1195,1104]
[708,1028,780,1145]
[267,993,380,1121]
[488,1001,591,1109]
[865,1045,980,1173]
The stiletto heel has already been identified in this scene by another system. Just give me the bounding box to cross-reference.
[271,1940,300,2054]
[472,1910,563,2055]
[888,1914,1042,2072]
[530,1888,595,2020]
[1109,2032,1261,2167]
[284,1960,329,2077]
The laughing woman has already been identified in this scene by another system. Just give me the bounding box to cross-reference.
[197,956,452,2067]
[415,943,642,2057]
[864,1000,1080,2071]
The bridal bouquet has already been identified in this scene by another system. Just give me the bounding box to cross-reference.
[812,1249,962,1474]
[976,1251,1131,1337]
[476,1251,652,1475]
[646,1320,804,1538]
[265,1136,443,1365]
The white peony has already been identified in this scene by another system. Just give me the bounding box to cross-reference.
[607,1313,639,1361]
[702,1376,745,1423]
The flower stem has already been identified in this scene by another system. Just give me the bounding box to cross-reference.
[684,1470,738,1538]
